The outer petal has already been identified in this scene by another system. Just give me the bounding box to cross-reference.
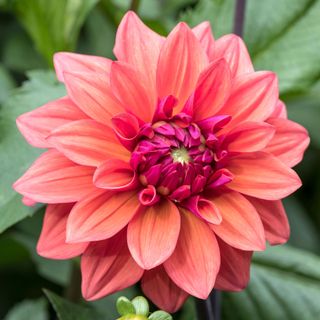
[209,191,266,251]
[269,100,287,119]
[47,119,130,167]
[215,238,253,291]
[141,266,188,313]
[192,21,215,59]
[192,59,231,121]
[111,62,156,122]
[164,208,220,299]
[247,196,290,245]
[127,200,181,269]
[67,189,140,243]
[114,11,164,92]
[54,52,112,82]
[222,121,275,153]
[226,152,302,200]
[157,22,208,110]
[213,34,254,77]
[16,97,87,148]
[264,118,310,167]
[81,230,143,300]
[64,72,124,126]
[37,204,88,259]
[219,72,278,128]
[13,150,96,203]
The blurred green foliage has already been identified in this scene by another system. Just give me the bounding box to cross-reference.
[0,0,320,319]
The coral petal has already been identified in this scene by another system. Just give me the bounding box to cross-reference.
[164,208,220,299]
[67,189,140,243]
[81,230,143,300]
[209,191,266,251]
[13,150,96,203]
[127,200,181,269]
[269,100,287,119]
[142,266,188,313]
[226,152,302,200]
[192,21,215,59]
[37,204,88,259]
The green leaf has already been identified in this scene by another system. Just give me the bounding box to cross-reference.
[44,289,104,320]
[132,296,149,316]
[117,296,136,316]
[13,0,99,65]
[246,0,320,94]
[180,0,235,37]
[222,245,320,319]
[148,310,172,320]
[0,70,65,234]
[0,65,15,104]
[4,298,48,320]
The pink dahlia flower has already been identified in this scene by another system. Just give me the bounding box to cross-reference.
[14,12,309,312]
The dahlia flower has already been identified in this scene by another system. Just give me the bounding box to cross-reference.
[14,12,309,312]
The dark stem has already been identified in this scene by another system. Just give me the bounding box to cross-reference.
[233,0,247,37]
[64,261,82,303]
[130,0,141,12]
[196,290,221,320]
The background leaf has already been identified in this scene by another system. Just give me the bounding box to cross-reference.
[4,299,48,320]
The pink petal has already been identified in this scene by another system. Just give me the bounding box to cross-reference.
[93,159,137,190]
[213,34,253,77]
[127,200,180,269]
[54,52,112,82]
[226,152,302,200]
[223,121,276,153]
[47,119,130,167]
[215,238,253,291]
[209,191,266,251]
[67,189,140,243]
[113,11,164,94]
[192,21,215,59]
[269,100,287,119]
[157,22,208,110]
[13,150,96,203]
[141,266,188,313]
[164,208,220,299]
[37,204,88,259]
[64,71,124,126]
[246,196,290,245]
[219,71,278,128]
[264,118,310,167]
[16,97,87,148]
[81,230,143,300]
[192,59,232,121]
[111,62,156,122]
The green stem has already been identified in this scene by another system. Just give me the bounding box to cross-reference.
[64,261,82,303]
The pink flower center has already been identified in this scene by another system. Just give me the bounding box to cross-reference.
[130,114,234,204]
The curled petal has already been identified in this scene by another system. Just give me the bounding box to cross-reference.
[153,95,177,122]
[209,191,266,251]
[13,150,96,203]
[93,159,137,191]
[164,208,220,299]
[54,52,112,82]
[67,189,140,243]
[215,238,253,291]
[139,185,160,206]
[265,118,310,167]
[207,168,234,189]
[226,152,302,200]
[81,230,143,300]
[247,196,290,245]
[48,119,130,167]
[142,266,188,313]
[16,97,87,148]
[37,204,88,259]
[128,199,180,269]
[192,21,215,59]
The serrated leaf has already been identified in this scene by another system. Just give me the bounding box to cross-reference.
[223,245,320,319]
[132,296,149,316]
[148,311,172,320]
[117,297,136,316]
[0,70,65,233]
[44,289,104,320]
[4,298,48,320]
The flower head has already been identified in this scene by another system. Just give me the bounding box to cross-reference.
[14,12,309,313]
